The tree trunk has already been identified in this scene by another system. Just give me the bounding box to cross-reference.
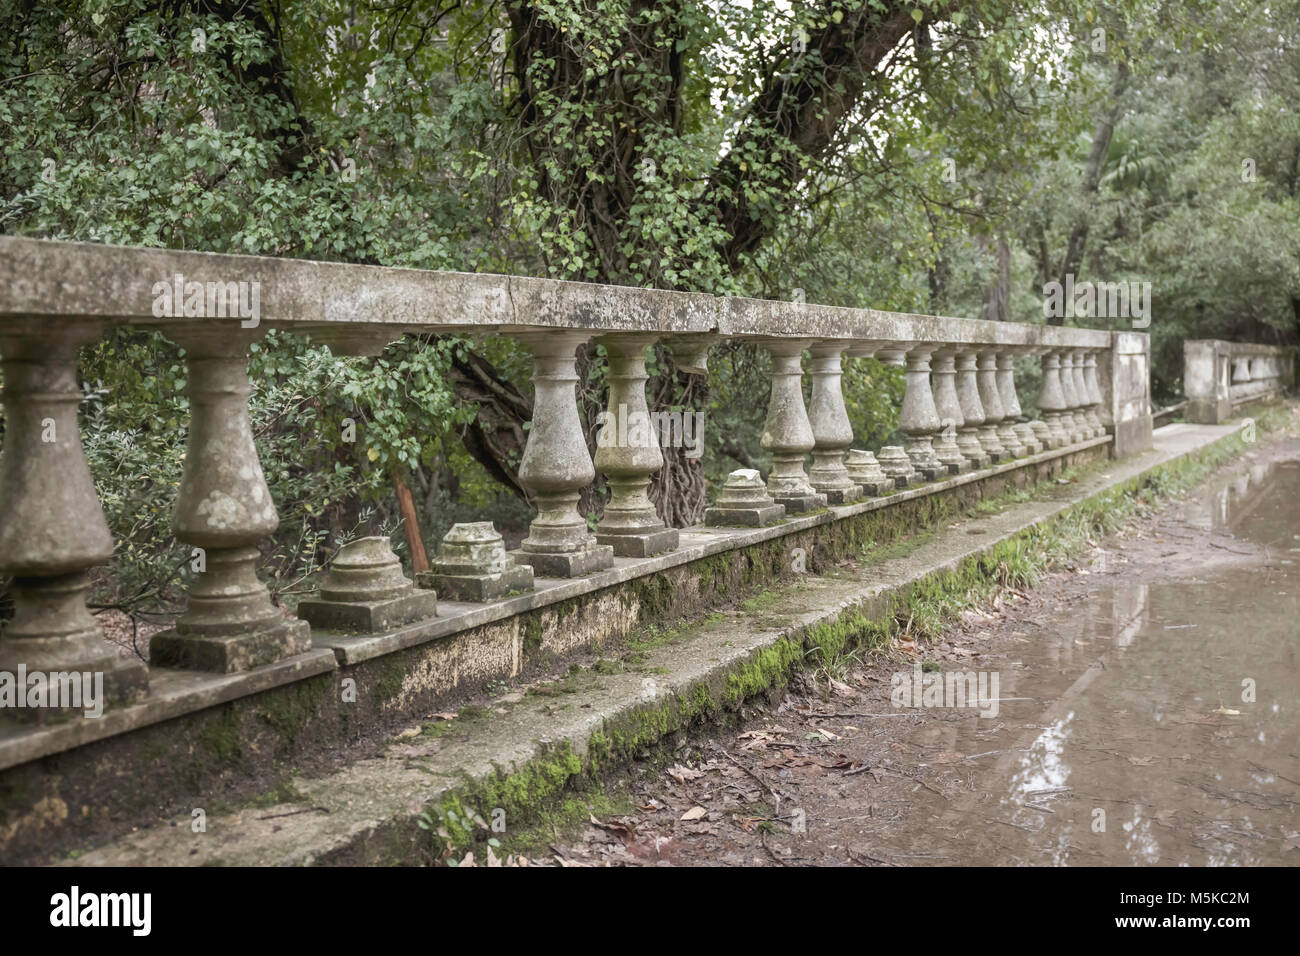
[1053,58,1130,324]
[392,471,429,573]
[981,234,1011,322]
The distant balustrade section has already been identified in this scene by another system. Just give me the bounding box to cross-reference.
[1184,340,1295,424]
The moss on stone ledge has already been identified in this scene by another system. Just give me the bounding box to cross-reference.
[408,411,1293,864]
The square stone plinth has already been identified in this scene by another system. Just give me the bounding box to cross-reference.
[0,655,149,726]
[942,459,972,476]
[818,485,863,505]
[150,619,311,674]
[964,454,992,471]
[914,464,947,482]
[855,478,894,497]
[416,563,534,602]
[773,492,828,514]
[704,503,786,527]
[297,589,438,633]
[107,656,150,703]
[515,544,614,579]
[596,527,679,559]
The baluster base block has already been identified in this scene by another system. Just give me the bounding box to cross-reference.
[704,504,787,527]
[707,470,788,526]
[809,452,864,505]
[417,560,535,603]
[814,484,863,505]
[854,478,896,497]
[596,527,680,559]
[1014,423,1043,456]
[976,426,1006,463]
[297,591,438,634]
[0,655,148,726]
[514,543,614,579]
[996,424,1028,459]
[770,492,829,514]
[150,619,311,674]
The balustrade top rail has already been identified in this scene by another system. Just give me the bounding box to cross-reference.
[1184,339,1294,357]
[1183,338,1294,424]
[0,236,1110,349]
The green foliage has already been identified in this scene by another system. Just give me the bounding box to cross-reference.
[73,327,473,611]
[2,0,1294,617]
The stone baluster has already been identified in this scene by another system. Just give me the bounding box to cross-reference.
[840,340,902,490]
[955,350,991,468]
[1231,356,1250,386]
[806,340,862,504]
[149,327,311,672]
[513,332,614,577]
[1027,349,1054,451]
[1005,349,1043,455]
[1057,351,1081,442]
[994,350,1029,458]
[1038,351,1069,448]
[870,339,919,487]
[976,349,1008,460]
[1070,349,1095,438]
[1058,350,1079,439]
[930,348,970,475]
[873,343,911,367]
[1080,352,1098,437]
[0,321,148,708]
[899,345,946,481]
[661,333,715,376]
[760,339,827,512]
[1083,350,1106,437]
[1253,357,1269,397]
[592,333,678,557]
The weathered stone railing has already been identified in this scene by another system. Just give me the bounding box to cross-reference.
[0,236,1145,715]
[1183,339,1295,424]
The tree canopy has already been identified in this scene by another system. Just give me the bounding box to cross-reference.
[1,0,1296,621]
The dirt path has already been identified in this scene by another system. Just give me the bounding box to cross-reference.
[533,435,1300,866]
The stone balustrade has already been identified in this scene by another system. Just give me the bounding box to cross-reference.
[0,236,1133,713]
[1184,340,1295,424]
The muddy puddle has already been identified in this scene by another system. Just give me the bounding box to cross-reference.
[870,455,1300,865]
[540,440,1300,867]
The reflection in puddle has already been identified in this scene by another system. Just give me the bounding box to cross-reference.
[894,456,1300,865]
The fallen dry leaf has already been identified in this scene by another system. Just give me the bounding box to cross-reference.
[666,764,704,784]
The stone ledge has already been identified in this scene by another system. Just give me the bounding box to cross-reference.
[0,648,338,771]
